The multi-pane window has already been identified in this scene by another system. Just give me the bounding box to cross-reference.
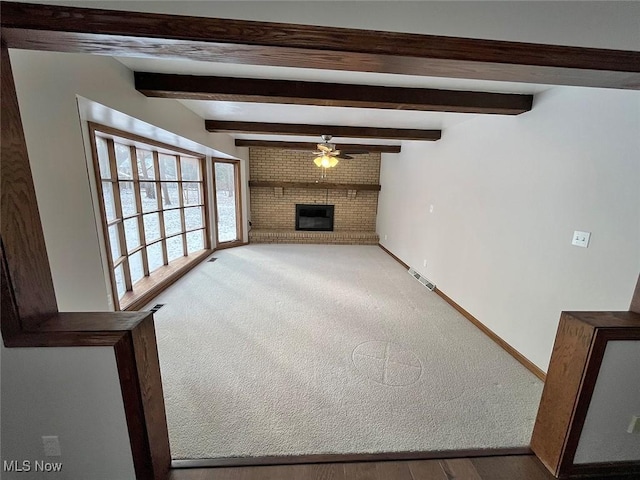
[214,161,242,244]
[90,124,208,309]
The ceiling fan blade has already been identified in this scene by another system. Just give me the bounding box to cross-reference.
[337,154,353,160]
[341,150,370,155]
[317,144,331,152]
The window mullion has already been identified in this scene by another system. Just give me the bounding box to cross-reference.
[234,161,243,243]
[176,156,188,257]
[153,151,169,266]
[107,139,132,292]
[131,146,149,277]
[211,160,220,247]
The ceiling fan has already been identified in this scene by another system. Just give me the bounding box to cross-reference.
[313,135,353,168]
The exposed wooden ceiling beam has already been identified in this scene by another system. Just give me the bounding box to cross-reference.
[205,121,441,141]
[2,2,638,90]
[234,140,401,153]
[136,73,532,115]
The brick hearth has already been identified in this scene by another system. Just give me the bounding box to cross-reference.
[249,229,379,245]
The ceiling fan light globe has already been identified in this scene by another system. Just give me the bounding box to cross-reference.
[320,156,332,168]
[312,134,340,168]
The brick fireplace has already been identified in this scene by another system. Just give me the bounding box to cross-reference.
[248,147,380,244]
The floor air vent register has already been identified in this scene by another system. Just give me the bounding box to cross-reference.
[408,267,436,291]
[149,304,165,313]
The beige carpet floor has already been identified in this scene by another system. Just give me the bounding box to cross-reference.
[147,244,543,460]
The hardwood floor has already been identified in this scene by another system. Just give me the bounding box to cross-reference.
[169,455,557,479]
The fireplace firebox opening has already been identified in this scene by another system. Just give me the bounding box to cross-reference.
[295,204,335,231]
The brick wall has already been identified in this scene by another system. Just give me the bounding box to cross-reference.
[249,148,380,232]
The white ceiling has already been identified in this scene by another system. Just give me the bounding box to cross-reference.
[28,0,636,148]
[116,56,550,145]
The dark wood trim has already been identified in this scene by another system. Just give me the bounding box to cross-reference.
[211,159,220,248]
[137,73,532,115]
[237,140,401,153]
[0,40,58,325]
[175,158,188,257]
[556,326,609,476]
[90,122,205,159]
[435,288,546,382]
[114,314,170,480]
[206,121,441,141]
[630,273,640,313]
[531,313,595,476]
[201,157,212,250]
[234,161,244,245]
[171,447,533,469]
[129,313,171,479]
[236,163,244,245]
[560,327,640,477]
[214,241,249,251]
[23,311,150,333]
[108,138,134,293]
[153,151,170,266]
[377,244,545,381]
[4,330,126,348]
[2,2,639,89]
[2,310,171,479]
[531,312,640,478]
[3,311,150,347]
[87,125,121,310]
[378,243,410,270]
[114,334,155,480]
[170,455,556,480]
[0,239,22,340]
[568,460,640,478]
[212,159,244,247]
[121,249,212,311]
[560,310,640,329]
[131,145,151,277]
[249,181,381,191]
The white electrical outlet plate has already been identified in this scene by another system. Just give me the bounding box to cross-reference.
[429,204,434,213]
[423,259,427,267]
[42,436,61,457]
[627,415,640,434]
[572,230,591,248]
[384,234,388,240]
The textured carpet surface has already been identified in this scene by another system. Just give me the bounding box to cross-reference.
[148,244,543,460]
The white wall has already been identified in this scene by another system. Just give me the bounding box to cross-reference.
[574,340,640,464]
[1,341,135,479]
[10,49,242,311]
[377,86,640,371]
